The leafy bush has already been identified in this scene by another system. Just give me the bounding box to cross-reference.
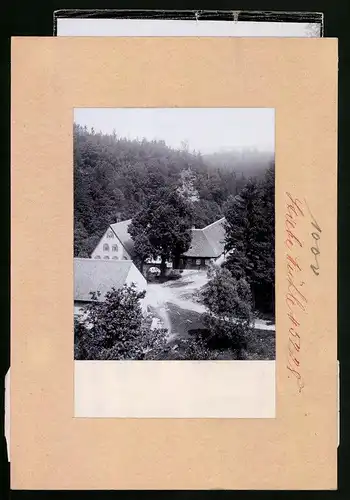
[74,284,168,360]
[200,267,254,358]
[167,269,182,280]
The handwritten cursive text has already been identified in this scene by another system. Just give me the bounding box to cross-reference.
[304,199,322,276]
[284,192,306,393]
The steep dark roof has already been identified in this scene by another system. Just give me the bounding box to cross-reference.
[110,219,135,257]
[74,258,133,302]
[183,230,216,258]
[183,217,226,258]
[203,218,226,256]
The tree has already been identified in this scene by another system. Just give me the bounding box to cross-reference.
[177,168,199,202]
[130,232,154,275]
[201,267,254,358]
[223,166,275,314]
[223,178,270,309]
[74,284,168,360]
[128,187,193,275]
[259,164,275,312]
[74,220,89,257]
[192,199,222,228]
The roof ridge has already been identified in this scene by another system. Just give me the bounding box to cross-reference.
[74,257,133,264]
[111,218,132,226]
[203,217,225,230]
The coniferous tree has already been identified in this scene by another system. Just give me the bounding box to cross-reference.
[223,167,275,313]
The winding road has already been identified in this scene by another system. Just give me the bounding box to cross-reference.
[143,270,275,340]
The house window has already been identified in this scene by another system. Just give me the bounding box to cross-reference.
[103,244,109,251]
[94,255,101,259]
[196,259,201,265]
[106,230,114,238]
[112,244,118,252]
[205,259,210,265]
[112,256,118,260]
[104,256,110,259]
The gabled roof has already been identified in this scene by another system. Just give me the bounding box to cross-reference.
[74,258,133,302]
[110,219,135,257]
[183,217,226,258]
[203,217,226,256]
[183,229,216,258]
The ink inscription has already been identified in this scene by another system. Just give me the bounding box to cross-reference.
[304,199,322,276]
[284,193,306,393]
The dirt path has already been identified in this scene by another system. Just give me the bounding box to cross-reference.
[144,271,206,339]
[144,270,276,338]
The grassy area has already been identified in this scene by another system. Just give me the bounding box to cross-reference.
[148,298,275,360]
[164,303,275,360]
[165,303,206,338]
[245,328,275,360]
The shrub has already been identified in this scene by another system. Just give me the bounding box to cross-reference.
[201,267,254,358]
[74,284,168,360]
[170,336,214,360]
[167,269,182,280]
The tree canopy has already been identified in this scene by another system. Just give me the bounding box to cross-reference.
[128,187,193,273]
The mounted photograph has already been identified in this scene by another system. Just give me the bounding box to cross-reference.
[74,107,275,362]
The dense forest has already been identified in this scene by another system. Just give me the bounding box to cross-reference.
[74,124,274,258]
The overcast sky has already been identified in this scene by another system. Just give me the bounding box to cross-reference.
[74,108,275,154]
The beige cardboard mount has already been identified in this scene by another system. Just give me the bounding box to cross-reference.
[11,37,337,490]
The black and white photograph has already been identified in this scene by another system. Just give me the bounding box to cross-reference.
[74,107,275,363]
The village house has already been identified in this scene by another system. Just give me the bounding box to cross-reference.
[74,257,148,318]
[90,217,227,273]
[91,219,135,261]
[180,217,227,270]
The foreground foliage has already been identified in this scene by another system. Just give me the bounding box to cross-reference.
[74,273,263,361]
[200,267,254,359]
[74,284,168,360]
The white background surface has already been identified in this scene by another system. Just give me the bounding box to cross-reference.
[75,360,276,418]
[56,18,322,38]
